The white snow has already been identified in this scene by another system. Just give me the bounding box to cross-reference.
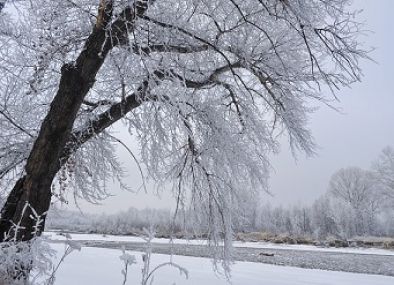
[48,243,394,285]
[45,232,394,256]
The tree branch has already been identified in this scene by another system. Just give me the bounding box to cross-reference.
[132,44,210,54]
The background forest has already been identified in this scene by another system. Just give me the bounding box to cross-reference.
[46,146,394,245]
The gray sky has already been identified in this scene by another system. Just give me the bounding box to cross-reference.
[268,0,394,207]
[68,0,394,214]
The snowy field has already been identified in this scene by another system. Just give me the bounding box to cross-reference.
[46,231,394,256]
[50,243,394,285]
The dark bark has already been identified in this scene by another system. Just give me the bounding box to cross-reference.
[0,0,152,242]
[0,0,5,12]
[61,82,148,166]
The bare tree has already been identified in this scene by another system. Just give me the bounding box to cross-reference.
[328,167,381,235]
[312,195,338,239]
[0,0,367,258]
[329,168,373,209]
[373,146,394,201]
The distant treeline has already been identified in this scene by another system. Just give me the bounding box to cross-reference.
[46,146,394,243]
[46,195,394,242]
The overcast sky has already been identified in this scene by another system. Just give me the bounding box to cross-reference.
[68,0,394,214]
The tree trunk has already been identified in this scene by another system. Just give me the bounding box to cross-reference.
[0,60,104,241]
[0,1,153,242]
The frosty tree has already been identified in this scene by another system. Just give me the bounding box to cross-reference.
[0,0,366,254]
[374,146,394,201]
[329,168,374,210]
[328,167,382,235]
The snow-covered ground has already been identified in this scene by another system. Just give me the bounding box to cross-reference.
[49,243,394,285]
[46,231,394,256]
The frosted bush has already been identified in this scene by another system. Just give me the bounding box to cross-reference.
[0,237,54,285]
